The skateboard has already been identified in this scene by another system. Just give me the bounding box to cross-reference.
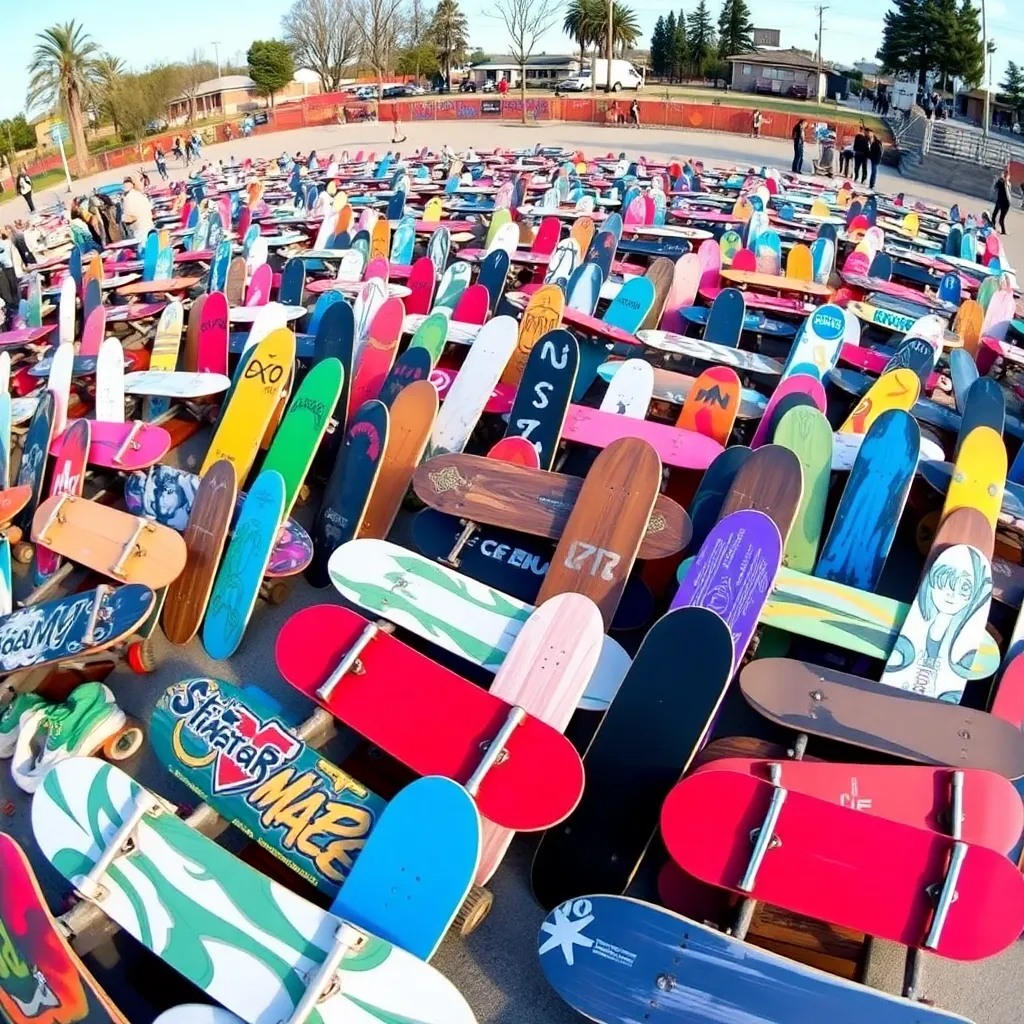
[190,289,230,374]
[955,378,1004,456]
[407,310,450,368]
[838,368,921,435]
[538,895,972,1024]
[425,316,518,459]
[377,348,432,407]
[326,539,630,711]
[503,284,565,386]
[261,357,344,517]
[882,544,992,703]
[638,330,784,376]
[598,358,653,419]
[0,583,153,675]
[145,300,184,417]
[780,304,845,382]
[123,371,231,398]
[691,757,1023,854]
[672,510,782,666]
[413,453,691,560]
[33,419,89,586]
[348,297,402,415]
[939,425,1006,532]
[815,409,920,589]
[202,469,285,659]
[950,349,980,415]
[718,443,804,545]
[741,658,1024,776]
[32,758,477,1024]
[772,406,832,572]
[847,299,921,334]
[923,507,996,565]
[749,375,827,449]
[530,607,734,909]
[675,366,741,446]
[31,496,186,590]
[433,260,471,313]
[307,400,388,587]
[94,338,125,424]
[45,343,73,437]
[661,768,1024,960]
[124,465,312,578]
[276,604,584,831]
[0,832,127,1024]
[200,328,295,482]
[162,460,236,646]
[16,391,55,533]
[152,676,386,894]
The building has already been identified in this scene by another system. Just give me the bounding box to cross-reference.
[167,71,322,123]
[957,87,1017,129]
[725,48,827,101]
[469,55,579,88]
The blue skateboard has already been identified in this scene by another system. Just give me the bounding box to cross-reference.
[680,306,795,338]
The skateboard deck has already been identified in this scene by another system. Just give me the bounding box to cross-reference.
[348,297,402,415]
[413,453,690,559]
[45,342,73,436]
[0,832,127,1024]
[377,347,432,408]
[162,460,236,646]
[718,443,804,545]
[94,338,125,424]
[638,329,784,375]
[939,425,1006,532]
[772,406,832,571]
[598,359,653,419]
[276,604,584,831]
[956,378,1005,456]
[407,310,450,368]
[536,438,661,627]
[327,538,630,711]
[192,289,229,375]
[924,506,995,564]
[672,510,782,665]
[152,676,386,894]
[815,409,919,589]
[16,391,55,532]
[51,419,171,472]
[780,304,846,382]
[538,894,972,1024]
[741,658,1024,776]
[329,775,479,961]
[32,758,477,1024]
[32,497,186,589]
[838,368,921,435]
[503,284,565,386]
[261,357,344,517]
[882,543,992,703]
[124,371,231,398]
[0,583,153,675]
[203,469,285,659]
[308,400,388,587]
[33,418,89,586]
[675,366,740,446]
[691,757,1023,853]
[530,607,734,909]
[750,375,827,450]
[200,328,295,482]
[151,299,184,371]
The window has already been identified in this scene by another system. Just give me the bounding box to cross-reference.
[742,64,752,75]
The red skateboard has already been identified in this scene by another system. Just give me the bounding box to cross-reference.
[276,604,584,831]
[349,296,403,415]
[691,758,1023,854]
[661,769,1024,960]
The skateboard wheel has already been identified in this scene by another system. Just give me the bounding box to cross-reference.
[453,884,493,936]
[13,541,33,564]
[127,637,156,674]
[296,483,311,506]
[3,526,22,547]
[266,581,290,606]
[103,720,144,761]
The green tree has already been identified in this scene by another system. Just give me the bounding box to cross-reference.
[877,0,941,89]
[396,43,441,80]
[650,16,668,77]
[951,0,985,87]
[1002,60,1024,121]
[108,65,183,150]
[0,116,37,161]
[606,2,641,58]
[665,10,688,82]
[247,40,295,106]
[92,53,126,133]
[469,48,488,63]
[25,21,99,175]
[563,0,602,79]
[717,0,754,58]
[431,0,469,88]
[687,0,716,77]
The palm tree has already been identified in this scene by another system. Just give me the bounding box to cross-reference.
[93,53,126,137]
[563,0,602,83]
[430,0,469,91]
[26,21,99,176]
[611,3,641,57]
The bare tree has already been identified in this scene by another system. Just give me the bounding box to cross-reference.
[282,0,360,93]
[352,0,407,93]
[180,49,218,123]
[489,0,558,121]
[404,0,433,84]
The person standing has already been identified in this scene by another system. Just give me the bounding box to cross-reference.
[120,175,154,241]
[993,167,1012,235]
[390,107,406,144]
[0,229,19,328]
[751,108,762,138]
[155,146,168,181]
[852,126,869,184]
[630,98,641,129]
[16,170,33,214]
[867,131,883,189]
[792,119,806,173]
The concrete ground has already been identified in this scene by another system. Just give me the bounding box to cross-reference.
[0,121,1021,1023]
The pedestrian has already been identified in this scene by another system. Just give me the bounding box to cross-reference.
[308,150,320,171]
[993,167,1012,235]
[751,108,762,138]
[792,119,806,174]
[852,126,869,184]
[120,175,154,241]
[390,107,406,144]
[68,201,101,253]
[498,77,508,95]
[867,130,883,189]
[15,169,33,214]
[0,229,19,329]
[838,132,854,177]
[154,146,168,181]
[630,99,640,129]
[10,221,38,266]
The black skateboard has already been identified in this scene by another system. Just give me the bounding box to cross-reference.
[378,347,432,408]
[312,299,355,476]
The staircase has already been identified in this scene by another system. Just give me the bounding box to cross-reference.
[895,118,1009,200]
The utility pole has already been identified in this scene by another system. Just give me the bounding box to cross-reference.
[815,6,828,103]
[605,0,614,93]
[212,41,222,78]
[982,0,991,138]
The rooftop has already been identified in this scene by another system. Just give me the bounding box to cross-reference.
[472,54,577,69]
[726,47,826,71]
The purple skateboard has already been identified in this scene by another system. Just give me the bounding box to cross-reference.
[0,327,55,346]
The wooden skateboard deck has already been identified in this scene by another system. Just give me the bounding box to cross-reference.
[718,444,804,546]
[772,406,832,572]
[307,400,388,587]
[200,328,295,482]
[538,895,971,1024]
[503,284,565,385]
[33,419,89,585]
[413,453,690,559]
[276,604,584,831]
[33,758,477,1024]
[661,769,1024,959]
[741,658,1024,776]
[152,676,386,894]
[691,757,1023,853]
[0,832,127,1023]
[750,375,826,450]
[675,365,741,446]
[530,607,734,909]
[203,469,285,659]
[838,368,921,435]
[162,460,236,646]
[816,409,919,589]
[16,391,55,532]
[358,381,436,539]
[536,438,661,627]
[51,419,171,472]
[31,496,186,589]
[940,425,1006,532]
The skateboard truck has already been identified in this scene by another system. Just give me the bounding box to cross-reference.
[441,518,478,569]
[112,420,144,465]
[465,705,527,796]
[36,493,72,545]
[738,762,787,893]
[285,921,367,1024]
[923,770,966,951]
[110,518,157,578]
[82,584,112,646]
[316,619,394,700]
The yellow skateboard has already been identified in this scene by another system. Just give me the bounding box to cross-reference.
[150,300,184,371]
[200,328,296,482]
[502,284,565,386]
[838,368,920,435]
[941,425,1007,532]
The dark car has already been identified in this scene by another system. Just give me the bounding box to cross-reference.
[459,79,477,93]
[383,85,406,99]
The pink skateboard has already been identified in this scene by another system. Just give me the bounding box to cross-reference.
[51,419,172,471]
[430,366,515,415]
[750,375,827,448]
[0,327,55,346]
[840,343,941,390]
[560,307,639,346]
[349,296,403,414]
[197,290,229,375]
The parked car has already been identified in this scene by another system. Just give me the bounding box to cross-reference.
[382,85,406,99]
[459,79,477,93]
[355,86,377,100]
[559,75,589,91]
[405,83,425,95]
[481,81,497,93]
[145,118,169,134]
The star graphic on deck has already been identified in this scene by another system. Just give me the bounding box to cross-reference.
[538,904,595,966]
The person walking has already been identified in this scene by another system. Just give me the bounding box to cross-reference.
[15,170,33,214]
[993,167,1012,235]
[852,126,869,184]
[792,119,806,174]
[390,107,406,144]
[867,131,883,189]
[751,108,762,138]
[630,98,641,129]
[154,146,168,181]
[0,229,19,328]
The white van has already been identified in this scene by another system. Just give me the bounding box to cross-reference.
[561,59,644,92]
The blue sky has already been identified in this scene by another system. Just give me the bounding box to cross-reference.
[2,0,1022,121]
